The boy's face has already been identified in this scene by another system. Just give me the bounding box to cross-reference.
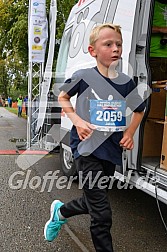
[88,28,122,69]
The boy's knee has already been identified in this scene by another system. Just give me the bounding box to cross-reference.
[91,216,112,230]
[92,211,112,225]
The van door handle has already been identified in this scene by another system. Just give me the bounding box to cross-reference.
[139,73,146,81]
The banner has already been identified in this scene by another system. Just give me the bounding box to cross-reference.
[28,0,48,63]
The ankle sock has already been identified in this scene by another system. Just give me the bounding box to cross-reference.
[58,209,65,221]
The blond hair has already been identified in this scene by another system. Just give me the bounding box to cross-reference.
[89,23,122,46]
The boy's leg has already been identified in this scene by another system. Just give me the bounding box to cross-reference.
[44,190,89,242]
[45,154,115,251]
[60,194,88,217]
[60,155,115,252]
[44,156,89,242]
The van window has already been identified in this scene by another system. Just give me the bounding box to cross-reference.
[56,28,72,75]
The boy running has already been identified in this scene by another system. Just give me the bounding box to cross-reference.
[44,23,145,252]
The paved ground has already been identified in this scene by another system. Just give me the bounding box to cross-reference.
[0,108,86,252]
[0,107,167,252]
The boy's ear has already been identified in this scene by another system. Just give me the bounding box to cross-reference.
[88,45,96,57]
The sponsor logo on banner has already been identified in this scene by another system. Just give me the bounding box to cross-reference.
[29,0,48,63]
[34,37,41,43]
[34,27,42,35]
[32,45,42,50]
[33,2,39,6]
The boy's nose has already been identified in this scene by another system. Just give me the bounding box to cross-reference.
[112,44,119,52]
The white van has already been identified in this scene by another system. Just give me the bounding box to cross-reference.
[55,0,167,204]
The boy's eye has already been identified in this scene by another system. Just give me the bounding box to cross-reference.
[105,42,122,47]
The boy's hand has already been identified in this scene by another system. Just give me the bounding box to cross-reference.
[119,130,134,150]
[76,119,96,141]
[119,111,144,150]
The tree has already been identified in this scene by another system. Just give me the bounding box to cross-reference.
[0,59,9,97]
[0,0,29,97]
[56,0,78,38]
[0,0,29,64]
[0,0,78,97]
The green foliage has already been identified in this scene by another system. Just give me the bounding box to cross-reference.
[56,0,78,38]
[0,0,77,98]
[0,0,28,98]
[0,59,9,97]
[0,0,29,63]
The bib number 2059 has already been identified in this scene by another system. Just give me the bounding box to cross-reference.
[96,110,122,122]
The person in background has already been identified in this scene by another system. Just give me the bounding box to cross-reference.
[17,95,23,117]
[9,97,12,108]
[150,0,167,81]
[24,95,28,116]
[7,96,11,107]
[1,92,5,107]
[5,99,8,107]
[10,96,13,108]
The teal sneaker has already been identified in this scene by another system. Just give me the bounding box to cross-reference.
[44,200,67,242]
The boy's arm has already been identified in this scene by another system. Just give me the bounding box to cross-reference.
[119,111,144,150]
[58,91,95,140]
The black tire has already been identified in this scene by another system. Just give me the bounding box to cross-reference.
[60,143,77,178]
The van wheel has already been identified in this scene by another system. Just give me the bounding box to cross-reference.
[60,144,77,178]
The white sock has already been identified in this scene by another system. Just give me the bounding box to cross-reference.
[58,209,65,220]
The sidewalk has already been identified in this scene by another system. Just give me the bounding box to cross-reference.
[0,107,27,151]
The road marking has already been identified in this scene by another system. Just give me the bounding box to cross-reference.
[64,224,90,252]
[0,150,18,155]
[0,150,48,155]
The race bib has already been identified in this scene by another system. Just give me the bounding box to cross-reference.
[90,100,126,132]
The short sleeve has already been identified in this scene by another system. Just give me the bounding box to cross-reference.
[59,71,81,97]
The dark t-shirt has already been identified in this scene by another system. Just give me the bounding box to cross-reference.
[60,67,145,165]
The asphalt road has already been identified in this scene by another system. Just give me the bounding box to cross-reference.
[0,107,167,252]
